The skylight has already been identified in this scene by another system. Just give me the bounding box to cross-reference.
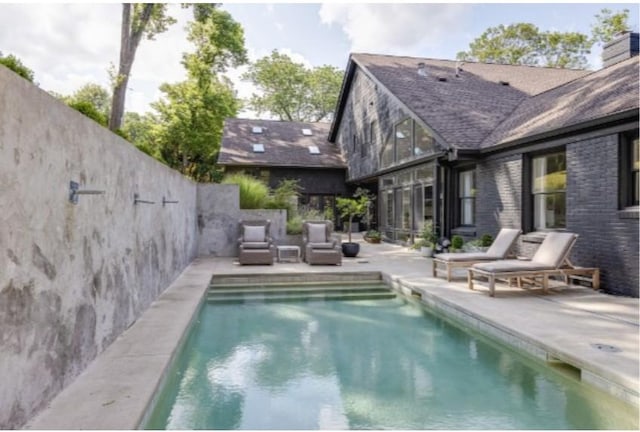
[252,126,263,134]
[252,143,264,153]
[302,128,313,136]
[309,146,320,154]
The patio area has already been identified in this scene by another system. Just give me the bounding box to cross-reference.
[27,233,639,429]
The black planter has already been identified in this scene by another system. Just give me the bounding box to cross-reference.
[341,242,360,257]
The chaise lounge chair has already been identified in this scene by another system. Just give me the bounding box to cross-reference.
[302,220,342,266]
[433,228,521,281]
[238,219,275,265]
[467,231,593,297]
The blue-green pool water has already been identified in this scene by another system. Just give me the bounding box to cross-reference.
[144,288,638,429]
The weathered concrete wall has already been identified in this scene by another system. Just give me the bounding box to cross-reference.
[0,67,199,428]
[196,183,287,256]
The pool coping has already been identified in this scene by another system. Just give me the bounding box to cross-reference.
[25,256,639,429]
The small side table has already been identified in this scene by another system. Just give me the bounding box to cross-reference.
[276,245,301,263]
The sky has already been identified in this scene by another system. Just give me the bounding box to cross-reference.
[0,1,638,118]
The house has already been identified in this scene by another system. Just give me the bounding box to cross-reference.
[218,118,347,221]
[328,32,639,296]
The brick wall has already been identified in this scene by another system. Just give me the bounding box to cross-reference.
[566,133,639,296]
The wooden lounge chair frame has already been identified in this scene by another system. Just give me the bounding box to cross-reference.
[433,228,521,281]
[467,233,599,297]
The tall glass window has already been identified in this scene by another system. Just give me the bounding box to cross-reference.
[395,119,412,162]
[632,136,639,206]
[532,152,566,230]
[415,124,435,156]
[459,170,476,226]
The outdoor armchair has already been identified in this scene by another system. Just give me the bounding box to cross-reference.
[433,228,521,281]
[302,220,342,265]
[238,219,275,265]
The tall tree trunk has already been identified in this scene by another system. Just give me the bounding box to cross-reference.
[109,3,154,132]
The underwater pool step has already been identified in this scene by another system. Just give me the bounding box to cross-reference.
[208,284,390,297]
[209,279,384,290]
[206,290,397,304]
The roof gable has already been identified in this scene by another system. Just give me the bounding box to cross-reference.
[332,53,589,149]
[218,118,346,169]
[481,56,640,148]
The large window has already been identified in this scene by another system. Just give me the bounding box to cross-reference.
[620,130,639,208]
[532,152,566,230]
[380,119,437,168]
[458,170,476,226]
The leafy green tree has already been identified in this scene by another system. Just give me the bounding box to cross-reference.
[121,112,158,156]
[457,8,631,69]
[457,23,541,66]
[70,83,111,118]
[539,31,591,69]
[152,77,238,181]
[109,4,176,132]
[67,100,108,126]
[0,52,35,82]
[242,50,343,122]
[150,6,247,181]
[591,8,630,44]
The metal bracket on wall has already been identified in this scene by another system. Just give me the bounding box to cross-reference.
[162,196,179,207]
[69,181,105,205]
[134,193,155,205]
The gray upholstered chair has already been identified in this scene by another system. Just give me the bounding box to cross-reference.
[302,220,342,265]
[238,220,275,265]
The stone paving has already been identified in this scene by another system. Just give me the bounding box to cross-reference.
[27,234,639,429]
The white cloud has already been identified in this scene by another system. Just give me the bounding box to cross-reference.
[318,3,471,54]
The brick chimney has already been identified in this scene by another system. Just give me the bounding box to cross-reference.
[602,31,639,68]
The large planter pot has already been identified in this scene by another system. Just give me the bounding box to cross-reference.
[420,246,433,257]
[341,242,360,257]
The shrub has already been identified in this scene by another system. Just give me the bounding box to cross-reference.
[222,173,269,209]
[451,235,464,250]
[0,53,35,82]
[67,100,108,126]
[420,221,437,247]
[265,179,300,217]
[286,206,323,234]
[480,233,494,247]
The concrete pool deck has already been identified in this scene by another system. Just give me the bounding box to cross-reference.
[26,235,639,429]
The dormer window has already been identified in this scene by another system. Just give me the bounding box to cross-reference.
[252,143,264,153]
[252,126,263,134]
[302,128,313,136]
[309,146,320,154]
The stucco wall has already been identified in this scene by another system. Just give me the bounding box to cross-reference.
[0,67,200,428]
[196,183,287,256]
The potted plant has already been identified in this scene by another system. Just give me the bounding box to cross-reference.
[451,235,464,252]
[336,188,372,257]
[419,221,438,257]
[364,229,382,244]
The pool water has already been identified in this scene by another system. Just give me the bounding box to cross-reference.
[144,285,638,429]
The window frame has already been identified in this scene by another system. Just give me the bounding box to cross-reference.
[457,168,476,227]
[619,129,640,209]
[525,149,567,232]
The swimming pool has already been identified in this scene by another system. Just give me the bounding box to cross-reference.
[143,282,638,429]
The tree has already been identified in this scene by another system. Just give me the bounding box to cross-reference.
[591,8,630,44]
[457,23,541,66]
[67,100,108,126]
[457,8,631,69]
[242,50,343,122]
[152,77,239,181]
[150,6,247,182]
[109,4,176,132]
[121,112,158,156]
[71,83,111,118]
[0,52,35,82]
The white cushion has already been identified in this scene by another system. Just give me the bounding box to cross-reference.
[486,228,521,258]
[472,260,555,273]
[308,242,334,249]
[242,241,269,249]
[531,232,577,267]
[244,225,265,242]
[436,252,502,262]
[308,223,326,243]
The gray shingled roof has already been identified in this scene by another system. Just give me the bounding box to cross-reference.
[481,56,640,148]
[218,118,345,168]
[350,53,590,150]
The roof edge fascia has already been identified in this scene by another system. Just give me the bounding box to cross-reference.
[480,108,640,155]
